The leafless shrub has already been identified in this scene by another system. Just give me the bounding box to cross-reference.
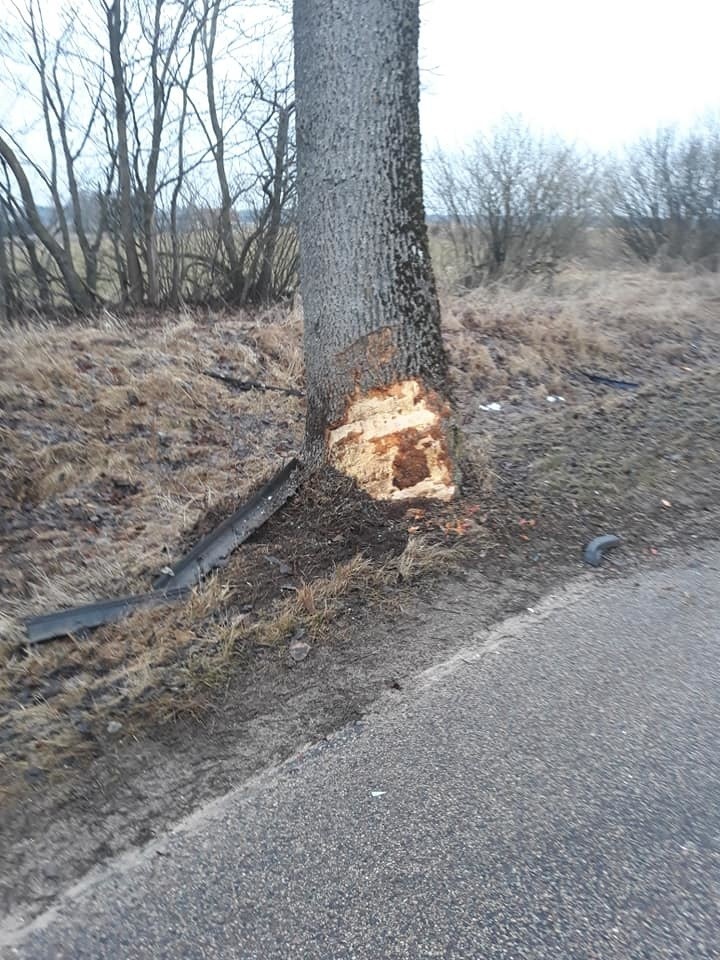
[0,0,297,320]
[428,117,597,289]
[604,117,720,268]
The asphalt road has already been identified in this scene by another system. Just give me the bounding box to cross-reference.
[4,546,720,958]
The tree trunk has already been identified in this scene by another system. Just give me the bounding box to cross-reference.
[253,103,293,304]
[293,0,454,501]
[106,0,144,307]
[0,209,11,324]
[0,135,94,313]
[203,0,240,294]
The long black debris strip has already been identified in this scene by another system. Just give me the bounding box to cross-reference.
[578,371,640,390]
[23,458,302,645]
[153,457,301,590]
[204,370,305,398]
[25,589,190,646]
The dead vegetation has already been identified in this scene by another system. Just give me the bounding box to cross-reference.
[442,265,720,404]
[2,264,720,793]
[0,306,303,625]
[0,467,472,794]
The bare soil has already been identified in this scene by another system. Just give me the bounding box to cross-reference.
[2,265,720,928]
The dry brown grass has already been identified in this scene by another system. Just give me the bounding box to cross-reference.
[2,262,720,788]
[0,306,303,624]
[0,305,307,786]
[0,569,250,789]
[245,536,468,650]
[0,529,464,793]
[442,264,720,401]
[3,264,718,635]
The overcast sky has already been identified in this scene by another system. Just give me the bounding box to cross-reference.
[419,0,720,150]
[5,0,719,154]
[3,0,719,204]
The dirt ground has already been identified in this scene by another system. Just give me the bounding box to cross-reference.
[2,264,720,926]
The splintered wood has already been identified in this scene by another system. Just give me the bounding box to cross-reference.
[326,379,455,502]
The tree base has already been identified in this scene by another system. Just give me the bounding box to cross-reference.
[326,379,456,502]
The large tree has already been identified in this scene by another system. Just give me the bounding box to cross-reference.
[293,0,456,501]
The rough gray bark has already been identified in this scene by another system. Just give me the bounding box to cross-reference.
[294,0,453,500]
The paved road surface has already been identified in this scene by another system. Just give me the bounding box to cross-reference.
[4,546,720,958]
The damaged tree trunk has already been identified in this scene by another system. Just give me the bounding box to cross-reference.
[293,0,456,501]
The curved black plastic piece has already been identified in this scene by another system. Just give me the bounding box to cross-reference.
[23,458,302,645]
[24,588,189,646]
[584,534,621,567]
[153,458,301,591]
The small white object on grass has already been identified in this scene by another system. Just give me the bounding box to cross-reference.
[289,641,311,662]
[371,790,386,798]
[546,395,566,403]
[479,402,502,412]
